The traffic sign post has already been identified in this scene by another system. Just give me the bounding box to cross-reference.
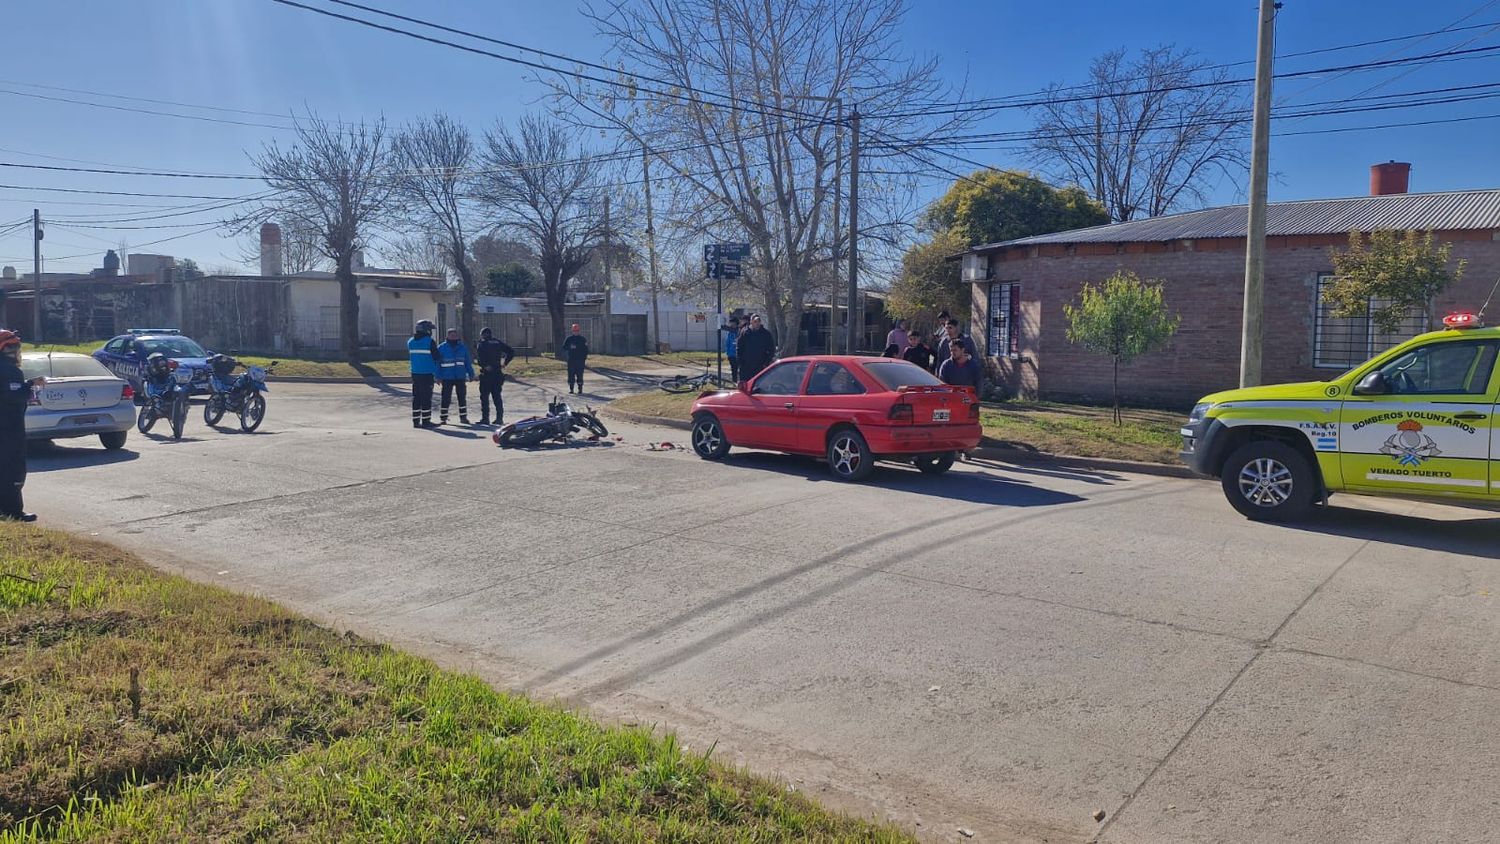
[705,243,750,383]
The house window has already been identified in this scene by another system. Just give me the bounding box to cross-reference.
[318,306,340,351]
[1313,274,1426,369]
[987,281,1020,358]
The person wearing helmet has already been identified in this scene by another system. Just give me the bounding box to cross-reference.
[561,323,589,394]
[0,329,44,522]
[407,319,441,428]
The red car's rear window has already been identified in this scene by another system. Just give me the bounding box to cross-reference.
[860,360,944,390]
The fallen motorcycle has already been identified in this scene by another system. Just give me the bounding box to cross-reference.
[494,397,608,448]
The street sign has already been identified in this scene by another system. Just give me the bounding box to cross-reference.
[704,242,750,279]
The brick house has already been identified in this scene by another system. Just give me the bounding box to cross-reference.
[961,179,1500,408]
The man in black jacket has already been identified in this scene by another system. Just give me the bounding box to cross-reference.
[736,314,777,383]
[475,327,516,426]
[561,323,589,394]
[0,330,43,522]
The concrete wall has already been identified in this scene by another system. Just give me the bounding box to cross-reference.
[971,231,1500,408]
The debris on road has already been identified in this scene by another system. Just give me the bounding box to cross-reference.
[957,827,975,838]
[1093,809,1107,822]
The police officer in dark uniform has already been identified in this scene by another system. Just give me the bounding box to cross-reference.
[474,327,515,427]
[0,329,43,522]
[561,323,589,394]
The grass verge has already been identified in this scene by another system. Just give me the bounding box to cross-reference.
[0,524,911,842]
[26,340,713,381]
[609,392,1183,464]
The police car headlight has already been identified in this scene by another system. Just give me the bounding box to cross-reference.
[1187,403,1212,425]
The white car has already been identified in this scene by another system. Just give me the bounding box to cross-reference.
[21,352,135,450]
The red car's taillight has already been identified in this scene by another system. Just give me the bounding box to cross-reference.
[120,383,134,401]
[888,402,913,423]
[969,402,980,420]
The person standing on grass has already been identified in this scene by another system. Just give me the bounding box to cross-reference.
[0,329,43,522]
[561,323,589,394]
[721,316,741,383]
[736,314,776,383]
[902,329,935,372]
[436,328,475,425]
[885,319,909,354]
[475,327,515,427]
[407,319,441,429]
[937,338,982,388]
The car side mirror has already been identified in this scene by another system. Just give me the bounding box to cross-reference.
[739,380,751,394]
[1354,371,1388,396]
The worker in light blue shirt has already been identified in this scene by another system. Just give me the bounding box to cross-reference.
[436,327,475,425]
[407,319,441,428]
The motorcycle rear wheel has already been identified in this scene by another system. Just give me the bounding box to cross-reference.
[498,424,549,449]
[240,392,266,432]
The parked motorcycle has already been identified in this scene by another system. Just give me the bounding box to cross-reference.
[137,353,191,440]
[495,397,608,448]
[203,355,277,432]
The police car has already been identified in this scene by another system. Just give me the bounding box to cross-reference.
[92,329,214,395]
[1182,311,1500,521]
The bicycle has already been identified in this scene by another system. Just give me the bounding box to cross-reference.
[658,371,736,393]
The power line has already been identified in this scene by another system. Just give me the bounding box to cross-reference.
[0,87,298,132]
[265,0,820,123]
[0,184,257,200]
[0,161,263,180]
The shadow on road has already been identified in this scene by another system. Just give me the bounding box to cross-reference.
[966,456,1125,486]
[722,451,1086,507]
[1281,504,1500,560]
[588,367,664,387]
[27,441,141,471]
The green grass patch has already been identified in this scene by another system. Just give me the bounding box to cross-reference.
[25,340,710,381]
[609,393,1183,464]
[0,524,911,842]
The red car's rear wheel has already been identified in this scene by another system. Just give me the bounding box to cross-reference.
[914,452,956,475]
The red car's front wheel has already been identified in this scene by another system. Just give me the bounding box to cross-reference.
[691,414,731,460]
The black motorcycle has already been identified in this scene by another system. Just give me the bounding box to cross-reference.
[137,355,191,440]
[203,354,277,432]
[495,397,608,448]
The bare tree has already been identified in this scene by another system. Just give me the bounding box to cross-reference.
[1028,46,1249,222]
[376,231,447,278]
[561,0,960,355]
[234,112,394,362]
[236,218,329,275]
[392,113,479,340]
[474,114,612,353]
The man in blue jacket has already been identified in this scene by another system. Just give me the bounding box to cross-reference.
[436,327,475,425]
[721,316,740,383]
[407,319,441,429]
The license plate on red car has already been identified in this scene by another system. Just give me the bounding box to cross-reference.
[932,409,950,422]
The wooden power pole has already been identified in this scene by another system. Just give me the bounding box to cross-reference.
[1240,0,1277,387]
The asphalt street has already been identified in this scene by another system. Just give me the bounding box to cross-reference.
[23,370,1500,843]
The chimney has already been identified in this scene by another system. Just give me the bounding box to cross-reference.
[1370,161,1411,196]
[352,248,366,271]
[260,222,284,276]
[102,249,120,276]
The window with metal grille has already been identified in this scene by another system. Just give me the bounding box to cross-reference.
[987,281,1020,358]
[318,306,340,351]
[1313,275,1426,369]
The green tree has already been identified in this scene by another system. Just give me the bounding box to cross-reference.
[886,229,966,324]
[925,169,1110,247]
[889,170,1109,322]
[1064,271,1180,423]
[485,262,538,297]
[1324,230,1466,333]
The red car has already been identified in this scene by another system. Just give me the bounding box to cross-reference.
[689,355,982,481]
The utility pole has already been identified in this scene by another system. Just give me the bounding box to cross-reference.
[829,99,843,353]
[641,146,662,354]
[715,263,724,383]
[1093,103,1105,207]
[31,209,42,342]
[601,195,612,355]
[845,107,860,355]
[1240,0,1277,388]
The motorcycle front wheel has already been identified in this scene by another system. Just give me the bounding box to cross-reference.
[574,412,609,438]
[204,394,226,426]
[170,393,188,440]
[137,403,157,434]
[240,392,266,432]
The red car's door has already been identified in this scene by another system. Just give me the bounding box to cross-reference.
[738,360,809,451]
[796,361,871,453]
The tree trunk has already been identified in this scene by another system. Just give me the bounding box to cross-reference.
[337,251,361,364]
[453,240,476,343]
[1112,355,1121,425]
[783,285,807,356]
[546,271,567,357]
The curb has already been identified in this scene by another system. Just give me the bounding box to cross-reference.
[273,376,400,384]
[600,405,1200,479]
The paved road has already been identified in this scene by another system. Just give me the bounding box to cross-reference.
[24,373,1500,843]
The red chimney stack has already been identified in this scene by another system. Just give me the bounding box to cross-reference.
[1370,161,1411,196]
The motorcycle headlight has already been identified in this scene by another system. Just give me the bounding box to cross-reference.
[1187,402,1212,425]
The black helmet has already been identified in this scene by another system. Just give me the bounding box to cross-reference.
[146,352,171,375]
[414,319,436,337]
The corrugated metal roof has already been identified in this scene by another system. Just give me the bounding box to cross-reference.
[974,189,1500,250]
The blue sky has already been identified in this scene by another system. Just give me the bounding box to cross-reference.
[2,0,1497,274]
